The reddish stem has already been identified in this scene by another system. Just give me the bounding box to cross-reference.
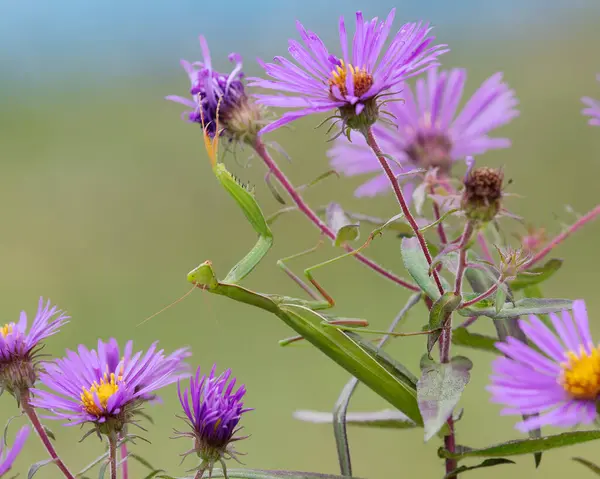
[476,232,494,263]
[524,204,600,269]
[108,433,118,479]
[444,418,458,479]
[458,315,478,328]
[454,222,475,295]
[460,282,499,309]
[253,138,419,291]
[21,390,76,479]
[120,436,129,479]
[364,127,444,295]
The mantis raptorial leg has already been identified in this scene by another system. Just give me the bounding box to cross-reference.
[178,113,425,426]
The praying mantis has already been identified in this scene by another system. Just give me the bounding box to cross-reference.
[185,118,426,427]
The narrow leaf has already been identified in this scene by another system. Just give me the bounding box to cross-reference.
[417,359,471,442]
[439,430,600,459]
[28,459,56,479]
[280,304,422,426]
[451,328,499,354]
[325,203,360,247]
[458,297,573,319]
[401,237,450,300]
[509,259,563,291]
[332,377,358,476]
[293,409,416,429]
[443,458,515,478]
[428,293,461,356]
[97,461,109,479]
[207,469,358,479]
[573,457,600,475]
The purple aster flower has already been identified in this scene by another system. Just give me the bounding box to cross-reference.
[176,365,251,477]
[328,68,519,197]
[30,339,189,433]
[0,297,69,397]
[488,300,600,432]
[0,426,29,477]
[250,9,448,134]
[582,75,600,126]
[166,35,265,143]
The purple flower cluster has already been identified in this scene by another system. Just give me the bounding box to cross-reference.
[177,365,251,472]
[328,68,519,197]
[31,339,190,431]
[0,297,69,395]
[582,75,600,126]
[489,300,599,432]
[249,9,447,133]
[0,426,29,477]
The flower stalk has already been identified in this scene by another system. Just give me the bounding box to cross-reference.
[364,126,444,295]
[108,432,118,479]
[252,137,420,291]
[21,389,75,479]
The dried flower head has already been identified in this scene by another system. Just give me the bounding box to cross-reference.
[0,426,29,477]
[176,365,251,478]
[166,36,266,144]
[489,300,600,432]
[461,167,504,223]
[582,74,600,126]
[31,339,189,435]
[250,9,447,135]
[0,298,69,399]
[328,68,518,197]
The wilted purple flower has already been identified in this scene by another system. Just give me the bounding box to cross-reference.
[176,365,251,476]
[166,36,264,143]
[0,426,29,477]
[488,300,599,432]
[328,68,519,197]
[0,298,69,397]
[31,339,189,433]
[582,75,600,126]
[250,9,447,134]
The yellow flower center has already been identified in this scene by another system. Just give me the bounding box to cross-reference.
[80,373,120,416]
[0,323,14,338]
[328,61,373,98]
[561,346,600,400]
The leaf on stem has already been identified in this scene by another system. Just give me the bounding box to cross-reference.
[427,292,461,356]
[325,203,360,247]
[417,356,472,442]
[28,459,56,479]
[438,430,600,459]
[443,458,515,478]
[205,469,359,478]
[509,259,563,291]
[451,328,499,354]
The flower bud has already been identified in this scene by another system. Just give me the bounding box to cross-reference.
[461,167,504,223]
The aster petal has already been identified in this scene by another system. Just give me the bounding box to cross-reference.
[495,338,561,375]
[519,315,565,362]
[0,426,29,476]
[259,106,338,135]
[572,299,593,353]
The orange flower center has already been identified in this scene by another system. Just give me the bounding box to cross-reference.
[561,346,600,400]
[80,373,120,416]
[328,61,373,98]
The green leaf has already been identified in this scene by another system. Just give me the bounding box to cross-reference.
[458,298,574,319]
[28,459,56,479]
[451,328,499,353]
[207,470,358,479]
[428,293,461,356]
[76,451,109,476]
[293,409,416,429]
[332,377,358,476]
[417,358,472,442]
[3,414,23,446]
[439,430,600,459]
[573,457,600,475]
[97,461,109,479]
[443,458,515,478]
[495,285,507,315]
[280,304,422,426]
[325,203,360,247]
[128,453,160,471]
[509,259,563,291]
[401,237,450,300]
[142,470,167,479]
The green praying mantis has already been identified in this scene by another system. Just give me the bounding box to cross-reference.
[183,115,427,427]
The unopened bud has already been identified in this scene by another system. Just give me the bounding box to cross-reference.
[461,167,504,223]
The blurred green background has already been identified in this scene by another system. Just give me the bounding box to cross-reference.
[2,0,600,477]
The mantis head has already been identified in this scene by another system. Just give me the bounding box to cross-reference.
[187,261,219,290]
